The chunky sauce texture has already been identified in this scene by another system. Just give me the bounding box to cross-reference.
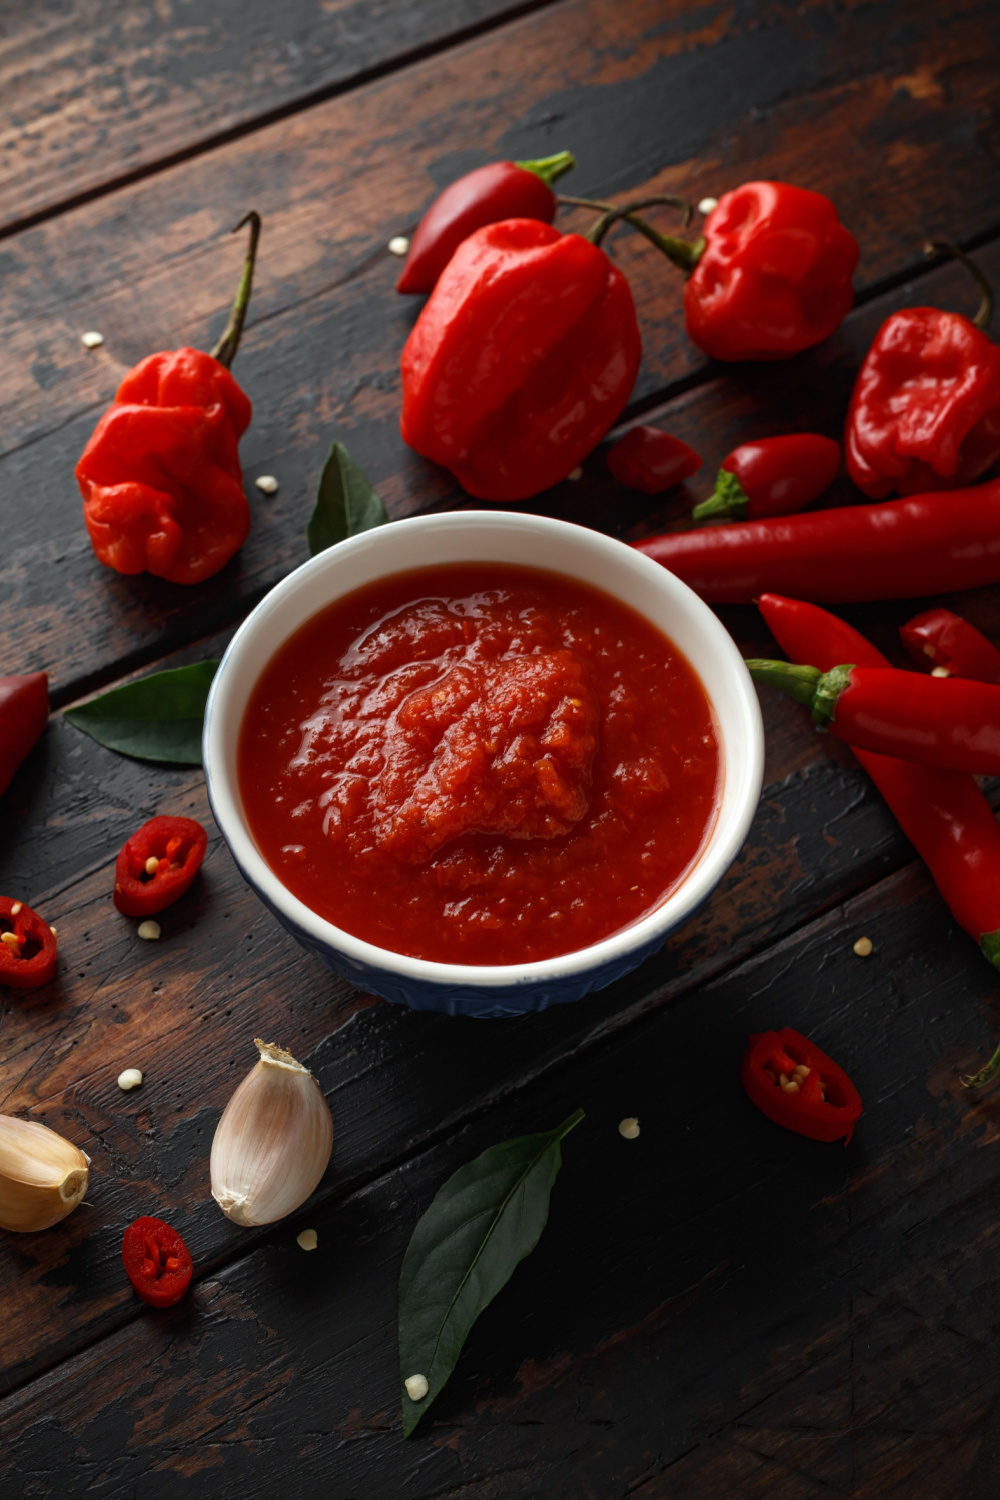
[239,563,720,965]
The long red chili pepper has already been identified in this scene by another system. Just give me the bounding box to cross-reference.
[634,475,1000,603]
[758,595,1000,1088]
[0,673,49,798]
[901,608,1000,685]
[692,433,840,522]
[747,658,1000,777]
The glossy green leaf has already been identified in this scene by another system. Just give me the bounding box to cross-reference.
[64,661,220,764]
[398,1108,584,1436]
[307,441,389,556]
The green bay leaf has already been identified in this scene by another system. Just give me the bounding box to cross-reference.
[64,660,220,764]
[307,441,389,556]
[398,1108,584,1436]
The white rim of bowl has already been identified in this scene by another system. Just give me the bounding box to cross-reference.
[204,511,764,991]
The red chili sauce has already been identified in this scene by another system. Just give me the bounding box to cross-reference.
[239,563,720,966]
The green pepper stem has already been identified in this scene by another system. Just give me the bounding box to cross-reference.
[515,150,576,187]
[211,210,262,369]
[556,193,703,270]
[692,469,749,521]
[744,659,853,729]
[924,240,994,332]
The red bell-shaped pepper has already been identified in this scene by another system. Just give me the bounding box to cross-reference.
[113,815,208,917]
[75,214,261,585]
[401,218,641,501]
[0,673,49,797]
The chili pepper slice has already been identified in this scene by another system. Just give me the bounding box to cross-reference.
[113,816,207,918]
[634,474,1000,603]
[0,673,49,798]
[692,433,840,521]
[0,897,57,990]
[607,426,701,494]
[122,1216,193,1308]
[901,608,1000,685]
[396,153,575,295]
[741,1028,862,1144]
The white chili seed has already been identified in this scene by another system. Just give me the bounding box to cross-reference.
[698,197,719,215]
[145,856,159,876]
[10,901,21,915]
[405,1374,430,1401]
[1,932,20,950]
[81,330,105,349]
[783,1080,800,1093]
[296,1228,318,1251]
[255,475,279,495]
[137,920,161,941]
[567,466,583,481]
[117,1068,143,1091]
[853,936,873,957]
[931,665,951,678]
[618,1116,641,1140]
[49,925,58,939]
[388,236,410,256]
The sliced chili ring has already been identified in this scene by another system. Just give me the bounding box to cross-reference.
[113,815,208,918]
[740,1027,862,1145]
[0,896,58,990]
[122,1215,193,1308]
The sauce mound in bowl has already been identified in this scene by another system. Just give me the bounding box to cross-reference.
[238,562,720,966]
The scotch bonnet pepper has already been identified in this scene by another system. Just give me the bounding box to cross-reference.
[75,213,261,585]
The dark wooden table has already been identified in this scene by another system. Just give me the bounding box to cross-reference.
[2,1,1000,1494]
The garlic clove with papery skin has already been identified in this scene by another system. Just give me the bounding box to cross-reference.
[0,1115,90,1233]
[210,1039,333,1227]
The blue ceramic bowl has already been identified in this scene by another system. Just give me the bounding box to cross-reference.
[203,512,763,1017]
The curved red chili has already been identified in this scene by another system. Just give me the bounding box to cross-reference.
[401,219,641,501]
[901,609,1000,685]
[0,896,58,990]
[0,673,49,797]
[113,816,208,918]
[692,434,840,521]
[122,1216,193,1308]
[634,474,1000,603]
[741,1028,862,1144]
[607,426,701,494]
[396,153,575,295]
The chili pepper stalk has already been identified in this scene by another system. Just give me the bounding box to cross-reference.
[210,210,262,369]
[745,659,853,728]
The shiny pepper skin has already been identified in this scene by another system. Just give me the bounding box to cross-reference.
[401,219,641,501]
[75,348,252,584]
[845,307,1000,498]
[0,673,49,798]
[685,182,859,362]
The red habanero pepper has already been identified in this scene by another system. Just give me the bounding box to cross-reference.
[401,219,641,501]
[113,816,207,918]
[692,433,840,522]
[741,1029,862,1144]
[901,609,1000,685]
[75,213,261,585]
[0,896,58,990]
[634,474,1000,603]
[747,657,1000,778]
[606,426,701,494]
[122,1216,193,1308]
[758,594,1000,985]
[396,152,575,295]
[846,244,1000,499]
[0,673,49,797]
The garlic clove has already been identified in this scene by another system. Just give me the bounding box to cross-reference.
[210,1039,333,1227]
[0,1115,90,1233]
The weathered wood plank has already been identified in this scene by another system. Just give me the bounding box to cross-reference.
[3,859,998,1497]
[1,0,997,699]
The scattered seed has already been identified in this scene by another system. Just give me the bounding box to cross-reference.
[10,901,22,916]
[853,935,873,958]
[49,925,58,939]
[618,1116,641,1139]
[81,330,105,349]
[388,235,410,256]
[137,920,161,941]
[931,665,951,678]
[405,1373,430,1401]
[117,1068,143,1091]
[698,197,719,215]
[567,466,583,481]
[255,475,279,495]
[296,1228,318,1251]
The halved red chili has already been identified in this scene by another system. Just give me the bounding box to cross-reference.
[0,896,58,990]
[113,815,207,917]
[900,608,1000,686]
[740,1028,862,1144]
[607,425,701,494]
[122,1215,193,1308]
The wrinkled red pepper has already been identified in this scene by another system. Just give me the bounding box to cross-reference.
[741,1028,862,1144]
[692,433,840,521]
[75,213,260,585]
[606,426,701,493]
[113,816,208,917]
[0,896,58,990]
[0,673,49,797]
[634,474,1000,603]
[901,609,1000,685]
[396,152,575,294]
[401,218,641,501]
[122,1216,193,1308]
[846,244,1000,498]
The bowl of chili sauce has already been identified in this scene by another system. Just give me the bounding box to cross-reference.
[204,512,763,1017]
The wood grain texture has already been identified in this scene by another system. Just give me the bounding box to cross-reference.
[1,0,998,699]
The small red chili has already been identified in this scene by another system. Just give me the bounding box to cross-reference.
[0,896,58,990]
[396,153,575,295]
[692,433,840,521]
[901,608,1000,686]
[0,673,49,798]
[122,1216,193,1308]
[741,1028,862,1144]
[113,816,207,918]
[607,426,701,494]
